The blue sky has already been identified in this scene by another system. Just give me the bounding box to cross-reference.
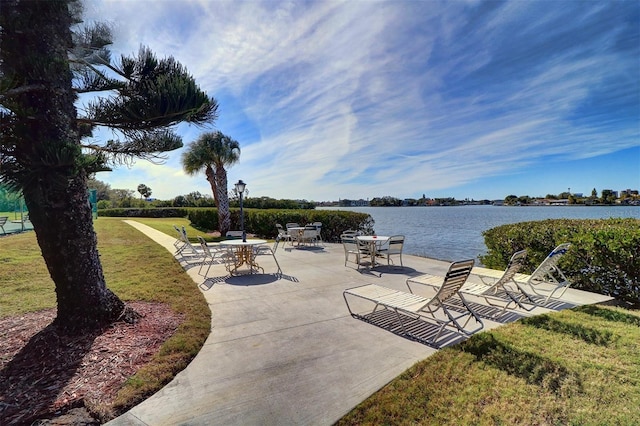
[83,0,639,201]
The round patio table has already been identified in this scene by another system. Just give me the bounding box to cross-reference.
[220,239,268,275]
[356,235,390,268]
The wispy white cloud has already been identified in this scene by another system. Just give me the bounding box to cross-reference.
[84,0,639,201]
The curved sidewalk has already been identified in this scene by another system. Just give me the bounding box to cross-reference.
[108,221,612,425]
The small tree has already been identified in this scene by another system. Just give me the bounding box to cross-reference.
[137,183,152,199]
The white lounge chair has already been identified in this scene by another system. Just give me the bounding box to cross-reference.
[173,225,184,251]
[344,259,483,347]
[0,216,7,235]
[463,250,538,317]
[176,226,202,256]
[523,243,573,303]
[470,243,572,305]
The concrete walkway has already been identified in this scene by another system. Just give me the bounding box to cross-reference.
[108,221,612,425]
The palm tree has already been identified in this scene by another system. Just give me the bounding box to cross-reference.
[182,131,240,235]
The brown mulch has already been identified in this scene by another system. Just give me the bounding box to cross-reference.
[0,302,183,425]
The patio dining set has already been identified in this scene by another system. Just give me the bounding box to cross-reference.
[174,222,575,349]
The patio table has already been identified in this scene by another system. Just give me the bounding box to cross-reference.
[220,239,267,275]
[357,235,390,268]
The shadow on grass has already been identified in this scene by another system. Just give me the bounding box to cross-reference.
[461,333,583,395]
[520,314,616,346]
[573,304,640,327]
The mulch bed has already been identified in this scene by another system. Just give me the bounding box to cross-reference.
[0,302,183,425]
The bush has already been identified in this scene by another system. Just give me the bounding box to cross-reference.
[187,208,374,242]
[480,218,640,307]
[98,208,190,218]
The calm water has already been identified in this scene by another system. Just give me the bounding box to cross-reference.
[319,205,639,264]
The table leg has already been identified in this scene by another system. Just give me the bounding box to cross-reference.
[229,246,264,275]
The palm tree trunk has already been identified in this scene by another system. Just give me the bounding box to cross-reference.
[216,165,231,235]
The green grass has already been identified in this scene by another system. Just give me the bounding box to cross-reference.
[126,216,223,242]
[0,217,210,418]
[3,217,639,424]
[336,304,640,426]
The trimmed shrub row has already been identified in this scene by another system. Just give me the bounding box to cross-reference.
[480,218,640,307]
[99,207,190,218]
[99,207,374,242]
[187,208,374,242]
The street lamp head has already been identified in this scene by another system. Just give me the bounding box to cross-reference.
[235,180,246,194]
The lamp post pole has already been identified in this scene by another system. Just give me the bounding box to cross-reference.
[235,180,247,242]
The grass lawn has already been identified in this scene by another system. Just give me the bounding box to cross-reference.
[3,216,639,424]
[336,304,640,425]
[0,217,210,416]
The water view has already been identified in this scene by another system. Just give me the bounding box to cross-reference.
[321,205,639,264]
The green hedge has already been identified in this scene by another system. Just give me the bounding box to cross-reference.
[99,207,190,218]
[188,208,374,242]
[480,218,640,307]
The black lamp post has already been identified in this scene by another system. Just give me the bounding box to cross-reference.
[235,180,247,242]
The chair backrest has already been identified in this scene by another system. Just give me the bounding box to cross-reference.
[387,235,405,253]
[196,236,213,256]
[429,259,475,308]
[275,223,288,236]
[355,236,372,253]
[303,227,318,240]
[530,243,571,282]
[286,223,299,230]
[341,234,358,251]
[497,250,527,285]
[0,216,7,226]
[181,226,189,242]
[225,230,243,239]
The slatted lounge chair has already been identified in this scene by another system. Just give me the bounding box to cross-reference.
[173,225,189,254]
[471,243,572,304]
[176,226,202,256]
[173,225,184,251]
[0,216,7,234]
[463,250,538,317]
[344,259,483,347]
[523,243,573,303]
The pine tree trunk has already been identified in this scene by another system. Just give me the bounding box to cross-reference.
[2,0,133,333]
[24,174,130,331]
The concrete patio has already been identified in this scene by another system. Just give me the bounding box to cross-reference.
[107,221,613,426]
